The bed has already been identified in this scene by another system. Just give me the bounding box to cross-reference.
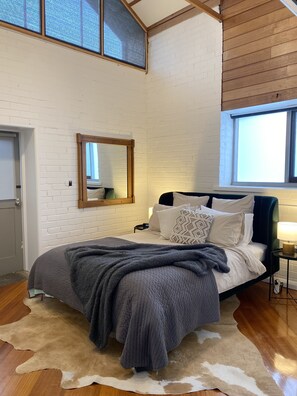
[28,192,279,371]
[157,192,279,298]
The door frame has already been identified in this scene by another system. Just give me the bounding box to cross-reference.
[0,125,39,271]
[0,132,23,274]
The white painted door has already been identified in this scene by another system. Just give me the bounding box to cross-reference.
[0,132,23,276]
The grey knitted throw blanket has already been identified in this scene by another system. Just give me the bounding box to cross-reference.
[65,242,229,358]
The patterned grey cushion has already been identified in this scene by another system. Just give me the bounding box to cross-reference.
[170,209,214,245]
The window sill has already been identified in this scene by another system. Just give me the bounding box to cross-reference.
[214,185,297,194]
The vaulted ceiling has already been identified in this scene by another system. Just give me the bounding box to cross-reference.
[124,0,297,37]
[122,0,221,36]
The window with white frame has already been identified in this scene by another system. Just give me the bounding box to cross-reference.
[232,109,297,185]
[86,142,100,183]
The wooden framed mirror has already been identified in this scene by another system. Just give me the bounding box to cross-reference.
[77,133,135,208]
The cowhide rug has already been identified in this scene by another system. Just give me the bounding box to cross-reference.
[0,296,281,395]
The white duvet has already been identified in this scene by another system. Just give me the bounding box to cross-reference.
[120,230,267,294]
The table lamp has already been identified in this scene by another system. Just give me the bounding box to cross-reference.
[277,222,297,255]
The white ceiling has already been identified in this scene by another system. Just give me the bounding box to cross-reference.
[127,0,189,27]
[125,1,296,33]
[125,0,222,31]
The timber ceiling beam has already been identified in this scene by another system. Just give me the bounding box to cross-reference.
[185,0,222,22]
[129,0,142,6]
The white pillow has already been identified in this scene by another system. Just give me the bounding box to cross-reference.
[173,192,209,208]
[148,204,172,232]
[241,213,254,245]
[201,207,254,245]
[170,209,214,245]
[212,195,254,214]
[200,206,244,247]
[158,205,189,239]
[87,187,105,199]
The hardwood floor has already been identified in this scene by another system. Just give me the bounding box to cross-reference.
[0,281,296,396]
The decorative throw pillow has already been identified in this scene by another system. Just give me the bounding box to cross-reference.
[212,195,254,214]
[173,192,209,208]
[200,206,244,247]
[87,187,105,199]
[170,209,214,245]
[157,204,189,239]
[148,204,173,232]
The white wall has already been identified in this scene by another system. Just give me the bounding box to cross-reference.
[0,28,147,269]
[146,13,222,207]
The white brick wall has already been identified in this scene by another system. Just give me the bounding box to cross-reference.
[0,28,148,268]
[146,13,222,207]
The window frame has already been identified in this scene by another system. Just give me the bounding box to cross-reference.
[289,111,297,183]
[0,0,147,71]
[232,107,297,187]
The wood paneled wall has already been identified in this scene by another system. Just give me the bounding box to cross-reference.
[221,0,297,111]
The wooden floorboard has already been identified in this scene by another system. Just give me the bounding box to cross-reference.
[0,280,296,395]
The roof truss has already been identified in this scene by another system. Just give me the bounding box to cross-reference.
[185,0,222,22]
[125,0,222,37]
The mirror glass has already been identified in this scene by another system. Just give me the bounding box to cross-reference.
[86,143,127,200]
[77,134,134,208]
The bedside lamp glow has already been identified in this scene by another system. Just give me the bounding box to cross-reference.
[277,222,297,255]
[148,207,153,220]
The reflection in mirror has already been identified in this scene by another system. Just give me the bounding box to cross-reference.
[86,143,127,200]
[77,134,134,208]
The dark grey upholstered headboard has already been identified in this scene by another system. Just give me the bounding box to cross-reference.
[159,192,279,299]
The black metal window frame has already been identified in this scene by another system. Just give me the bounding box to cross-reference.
[232,107,297,186]
[289,110,297,183]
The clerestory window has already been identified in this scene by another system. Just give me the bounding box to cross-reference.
[0,0,41,32]
[45,0,100,53]
[104,0,145,68]
[0,0,147,69]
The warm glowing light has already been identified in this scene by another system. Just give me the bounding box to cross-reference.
[277,222,297,242]
[277,222,297,255]
[148,207,153,220]
[274,353,297,376]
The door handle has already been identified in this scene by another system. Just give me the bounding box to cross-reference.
[15,198,21,207]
